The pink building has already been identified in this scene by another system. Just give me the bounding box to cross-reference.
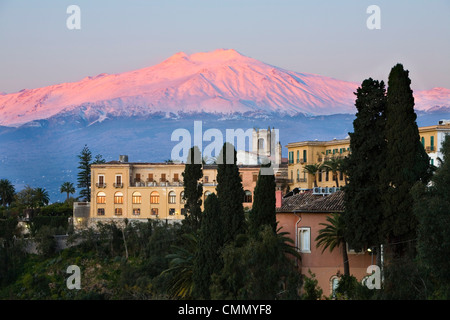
[276,190,373,297]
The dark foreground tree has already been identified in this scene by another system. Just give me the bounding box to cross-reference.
[382,64,431,257]
[249,163,277,236]
[181,146,203,233]
[342,78,387,252]
[216,142,245,244]
[413,135,450,298]
[192,193,223,299]
[210,225,301,300]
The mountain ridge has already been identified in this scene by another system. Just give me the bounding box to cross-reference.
[1,49,449,127]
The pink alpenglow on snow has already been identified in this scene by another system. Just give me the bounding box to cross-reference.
[0,49,449,127]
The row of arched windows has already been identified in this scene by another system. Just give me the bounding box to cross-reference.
[97,191,186,205]
[98,190,254,204]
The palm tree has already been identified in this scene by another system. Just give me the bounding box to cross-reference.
[33,187,50,207]
[161,233,198,299]
[322,157,342,188]
[338,157,349,185]
[0,178,15,207]
[315,213,349,276]
[303,164,322,188]
[276,226,301,263]
[60,182,75,202]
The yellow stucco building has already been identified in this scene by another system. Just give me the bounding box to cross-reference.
[82,159,262,227]
[74,157,288,228]
[286,120,450,192]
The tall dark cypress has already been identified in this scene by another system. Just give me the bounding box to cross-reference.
[382,64,431,256]
[192,193,223,299]
[342,78,387,251]
[249,163,277,236]
[216,142,245,244]
[181,146,203,233]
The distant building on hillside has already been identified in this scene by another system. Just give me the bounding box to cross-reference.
[285,120,450,192]
[73,126,288,229]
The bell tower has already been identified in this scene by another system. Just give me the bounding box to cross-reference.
[252,127,281,165]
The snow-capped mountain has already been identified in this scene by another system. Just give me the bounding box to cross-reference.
[1,48,449,128]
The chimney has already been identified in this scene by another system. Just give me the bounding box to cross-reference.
[119,155,128,163]
[276,190,282,208]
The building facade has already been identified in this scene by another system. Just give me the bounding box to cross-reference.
[286,120,450,191]
[418,120,450,166]
[276,190,373,297]
[77,157,287,229]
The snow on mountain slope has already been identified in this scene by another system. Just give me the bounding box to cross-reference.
[414,87,450,111]
[0,49,448,127]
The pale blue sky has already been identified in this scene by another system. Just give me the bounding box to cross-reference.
[0,0,449,93]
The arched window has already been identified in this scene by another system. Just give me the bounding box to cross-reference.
[244,190,252,203]
[132,191,142,204]
[114,192,123,204]
[258,138,265,150]
[168,191,176,204]
[204,190,212,201]
[97,192,106,204]
[150,191,159,204]
[180,191,186,204]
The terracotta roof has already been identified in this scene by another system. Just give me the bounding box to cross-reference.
[276,190,345,213]
[276,191,323,213]
[295,190,345,213]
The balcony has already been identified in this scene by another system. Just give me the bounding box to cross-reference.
[95,183,107,188]
[113,183,123,188]
[133,181,184,187]
[425,146,435,153]
[297,178,307,183]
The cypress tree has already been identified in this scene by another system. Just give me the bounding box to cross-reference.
[342,78,387,251]
[77,144,92,202]
[382,63,431,257]
[181,146,203,233]
[192,193,223,299]
[216,142,245,244]
[249,162,277,236]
